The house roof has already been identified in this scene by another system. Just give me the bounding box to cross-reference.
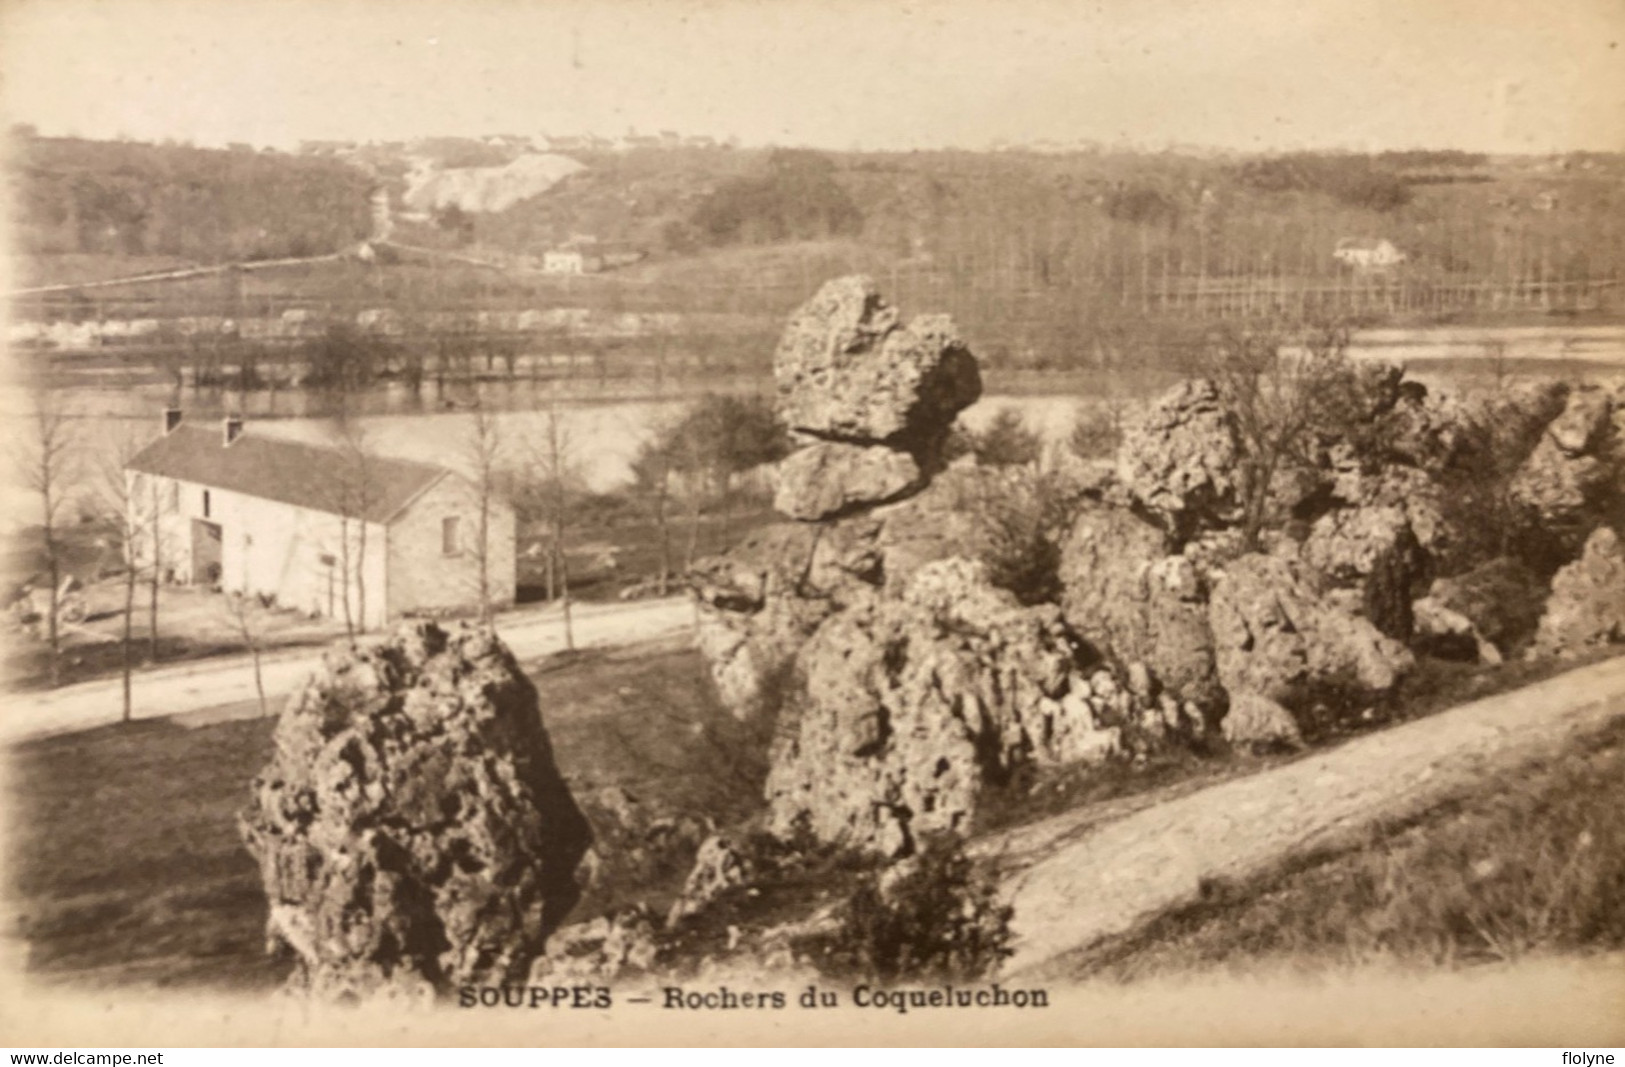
[127,424,449,525]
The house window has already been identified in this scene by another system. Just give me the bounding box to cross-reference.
[202,490,211,518]
[442,516,462,556]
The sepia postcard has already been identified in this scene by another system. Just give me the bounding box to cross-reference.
[1,0,1623,1048]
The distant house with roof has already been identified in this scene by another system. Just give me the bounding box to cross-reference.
[1333,237,1407,272]
[125,411,515,629]
[542,236,646,275]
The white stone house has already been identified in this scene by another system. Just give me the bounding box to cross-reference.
[126,412,516,629]
[543,247,602,275]
[1334,237,1407,272]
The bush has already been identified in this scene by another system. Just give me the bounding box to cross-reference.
[955,469,1087,606]
[802,834,1013,983]
[1067,402,1126,460]
[967,407,1043,468]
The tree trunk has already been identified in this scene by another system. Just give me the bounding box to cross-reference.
[45,532,60,688]
[654,466,672,597]
[122,558,136,721]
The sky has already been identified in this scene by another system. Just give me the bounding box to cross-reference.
[0,0,1622,154]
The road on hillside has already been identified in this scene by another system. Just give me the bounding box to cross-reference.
[0,596,696,745]
[991,653,1625,980]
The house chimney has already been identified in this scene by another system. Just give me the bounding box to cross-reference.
[164,407,183,434]
[223,414,244,446]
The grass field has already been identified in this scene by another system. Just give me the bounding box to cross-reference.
[3,636,756,991]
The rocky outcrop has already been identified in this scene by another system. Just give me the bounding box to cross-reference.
[1116,379,1241,538]
[1510,387,1620,559]
[1411,595,1503,665]
[1208,550,1414,733]
[1423,558,1546,657]
[667,835,755,924]
[1221,690,1304,751]
[775,276,981,450]
[774,441,923,521]
[239,622,591,1001]
[765,559,1182,857]
[1057,504,1222,712]
[771,275,980,520]
[530,907,661,983]
[1532,526,1625,658]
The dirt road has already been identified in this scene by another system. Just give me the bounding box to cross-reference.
[992,652,1625,980]
[0,596,696,744]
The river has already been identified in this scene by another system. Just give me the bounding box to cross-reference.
[3,323,1622,530]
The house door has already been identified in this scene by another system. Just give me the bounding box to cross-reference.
[191,518,223,586]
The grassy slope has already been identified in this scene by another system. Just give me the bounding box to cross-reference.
[1065,704,1625,984]
[3,638,753,991]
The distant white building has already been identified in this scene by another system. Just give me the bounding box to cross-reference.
[1334,238,1407,272]
[543,247,601,275]
[542,238,644,275]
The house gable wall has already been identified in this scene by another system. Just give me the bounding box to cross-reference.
[385,474,516,618]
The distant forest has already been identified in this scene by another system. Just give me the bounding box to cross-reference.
[12,134,373,262]
[11,131,1625,376]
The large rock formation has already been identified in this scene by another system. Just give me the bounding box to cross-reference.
[1531,525,1625,658]
[240,622,591,1001]
[1116,379,1241,538]
[1057,503,1221,712]
[765,559,1176,856]
[1207,549,1415,729]
[774,276,981,452]
[1510,386,1621,561]
[694,278,1196,858]
[772,275,981,521]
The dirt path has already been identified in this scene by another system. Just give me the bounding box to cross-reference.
[992,652,1625,980]
[0,596,696,744]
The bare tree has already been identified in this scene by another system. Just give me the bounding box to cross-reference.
[1194,321,1357,549]
[630,428,676,596]
[225,532,271,718]
[96,429,149,721]
[462,399,505,623]
[520,399,577,650]
[14,383,78,688]
[329,408,377,644]
[146,473,167,662]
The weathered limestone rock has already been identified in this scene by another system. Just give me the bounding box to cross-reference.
[1207,551,1414,732]
[531,907,661,983]
[1424,558,1545,656]
[1057,504,1222,712]
[765,559,1162,857]
[1510,388,1620,557]
[1221,690,1304,751]
[1411,595,1503,665]
[1532,526,1625,658]
[239,622,591,1001]
[667,835,755,925]
[1116,379,1241,538]
[773,441,923,521]
[774,275,981,449]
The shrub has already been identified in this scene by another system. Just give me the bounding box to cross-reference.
[802,834,1014,983]
[967,407,1043,468]
[1067,401,1126,460]
[956,469,1086,605]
